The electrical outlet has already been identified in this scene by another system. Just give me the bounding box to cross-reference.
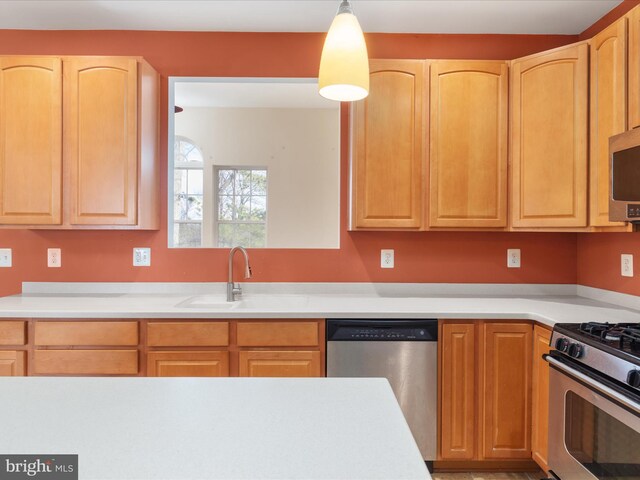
[47,248,61,268]
[622,254,634,277]
[0,248,12,267]
[507,249,521,268]
[381,249,394,269]
[133,248,151,267]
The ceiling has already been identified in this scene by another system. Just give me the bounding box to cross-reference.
[0,0,623,34]
[174,80,338,109]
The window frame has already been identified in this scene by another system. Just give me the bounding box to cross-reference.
[172,135,204,248]
[213,165,268,248]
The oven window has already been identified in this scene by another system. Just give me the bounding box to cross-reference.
[565,391,640,478]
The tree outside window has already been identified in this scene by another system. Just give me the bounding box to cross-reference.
[215,167,267,248]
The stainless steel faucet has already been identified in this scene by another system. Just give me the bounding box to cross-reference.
[227,246,252,302]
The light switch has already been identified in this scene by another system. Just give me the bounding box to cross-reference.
[133,248,151,267]
[0,249,12,267]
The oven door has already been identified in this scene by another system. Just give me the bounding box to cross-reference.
[547,355,640,480]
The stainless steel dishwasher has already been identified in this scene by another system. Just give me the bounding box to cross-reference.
[326,319,438,462]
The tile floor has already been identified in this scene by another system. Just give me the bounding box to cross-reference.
[432,473,546,480]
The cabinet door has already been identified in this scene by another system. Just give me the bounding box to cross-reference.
[239,351,321,377]
[630,6,640,129]
[482,323,532,459]
[532,325,552,472]
[351,59,425,229]
[0,57,62,224]
[147,351,229,377]
[511,44,588,228]
[590,19,628,227]
[440,322,476,460]
[429,61,508,228]
[0,351,25,376]
[64,57,138,225]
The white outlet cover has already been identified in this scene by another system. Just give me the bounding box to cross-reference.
[47,248,61,268]
[622,254,634,277]
[0,248,12,267]
[381,249,394,269]
[507,249,521,268]
[133,247,151,267]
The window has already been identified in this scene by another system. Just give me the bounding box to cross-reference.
[173,136,203,247]
[215,168,267,248]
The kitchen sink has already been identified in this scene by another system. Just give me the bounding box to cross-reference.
[175,295,238,309]
[175,294,308,310]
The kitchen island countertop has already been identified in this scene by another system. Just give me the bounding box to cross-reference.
[0,377,429,480]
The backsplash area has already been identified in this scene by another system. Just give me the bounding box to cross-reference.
[0,27,602,297]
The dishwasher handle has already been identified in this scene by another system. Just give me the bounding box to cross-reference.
[327,319,438,341]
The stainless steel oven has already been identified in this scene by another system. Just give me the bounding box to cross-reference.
[547,354,640,479]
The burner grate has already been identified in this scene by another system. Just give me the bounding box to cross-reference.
[578,322,640,350]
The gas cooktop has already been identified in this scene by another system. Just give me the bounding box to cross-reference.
[552,322,640,393]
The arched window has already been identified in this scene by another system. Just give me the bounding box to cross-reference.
[173,136,203,247]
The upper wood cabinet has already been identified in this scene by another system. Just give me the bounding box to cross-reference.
[510,43,589,229]
[630,6,640,129]
[64,57,138,225]
[0,57,62,225]
[532,325,552,472]
[0,55,159,229]
[351,59,426,230]
[590,18,628,227]
[429,61,508,228]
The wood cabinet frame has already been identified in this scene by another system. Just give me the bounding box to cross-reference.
[0,55,159,230]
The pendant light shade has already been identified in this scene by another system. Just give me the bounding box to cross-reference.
[318,0,369,102]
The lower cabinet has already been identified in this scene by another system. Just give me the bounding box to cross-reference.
[147,351,229,377]
[0,351,26,376]
[32,350,139,375]
[439,320,536,465]
[531,325,552,472]
[482,323,532,459]
[239,351,321,377]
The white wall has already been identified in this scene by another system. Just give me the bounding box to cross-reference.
[175,107,340,248]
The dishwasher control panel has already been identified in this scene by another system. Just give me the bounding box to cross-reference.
[327,320,438,341]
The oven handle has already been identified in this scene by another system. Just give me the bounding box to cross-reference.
[545,355,640,415]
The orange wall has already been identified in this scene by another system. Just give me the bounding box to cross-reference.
[0,30,581,296]
[575,0,640,296]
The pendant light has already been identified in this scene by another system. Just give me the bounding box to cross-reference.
[318,0,369,102]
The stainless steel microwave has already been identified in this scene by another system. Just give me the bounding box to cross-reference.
[610,128,640,222]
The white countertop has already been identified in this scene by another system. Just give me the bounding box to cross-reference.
[0,284,640,326]
[0,377,430,480]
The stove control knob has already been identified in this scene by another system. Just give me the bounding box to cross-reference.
[555,337,570,352]
[627,370,640,388]
[568,343,584,359]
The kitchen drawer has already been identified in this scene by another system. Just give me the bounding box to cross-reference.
[147,322,229,347]
[33,350,138,375]
[34,321,138,346]
[0,321,26,345]
[237,321,319,347]
[147,351,229,377]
